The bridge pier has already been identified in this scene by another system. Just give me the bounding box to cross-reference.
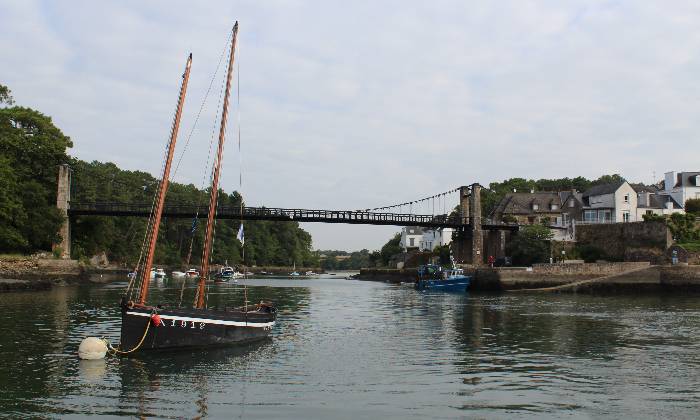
[453,184,484,265]
[53,164,71,259]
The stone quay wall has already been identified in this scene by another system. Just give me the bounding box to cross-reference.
[471,262,651,291]
[575,221,671,262]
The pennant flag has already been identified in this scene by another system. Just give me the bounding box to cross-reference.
[237,224,245,245]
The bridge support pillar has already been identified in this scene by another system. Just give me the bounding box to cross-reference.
[469,183,483,266]
[459,186,470,224]
[53,164,71,259]
[451,184,484,266]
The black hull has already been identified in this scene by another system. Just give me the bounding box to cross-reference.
[120,305,276,351]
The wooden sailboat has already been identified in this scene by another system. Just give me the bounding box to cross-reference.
[119,22,276,352]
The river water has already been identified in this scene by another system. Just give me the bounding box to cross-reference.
[1,275,699,419]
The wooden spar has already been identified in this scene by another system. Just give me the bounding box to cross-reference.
[196,22,239,309]
[137,53,193,305]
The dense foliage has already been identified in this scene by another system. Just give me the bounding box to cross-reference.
[0,83,317,267]
[318,249,371,270]
[0,85,70,252]
[506,224,554,266]
[685,199,700,215]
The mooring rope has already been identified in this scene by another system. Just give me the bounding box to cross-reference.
[102,318,151,355]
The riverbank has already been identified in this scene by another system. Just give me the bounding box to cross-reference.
[0,256,129,292]
[356,262,700,293]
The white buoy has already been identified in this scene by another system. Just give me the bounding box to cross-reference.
[78,337,107,360]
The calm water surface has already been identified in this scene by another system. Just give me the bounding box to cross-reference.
[1,275,699,419]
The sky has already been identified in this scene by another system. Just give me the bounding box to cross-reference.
[2,1,700,251]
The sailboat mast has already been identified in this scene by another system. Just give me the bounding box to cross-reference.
[137,53,193,305]
[196,22,239,309]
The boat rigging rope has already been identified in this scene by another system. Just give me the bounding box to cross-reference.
[127,87,184,301]
[172,32,231,181]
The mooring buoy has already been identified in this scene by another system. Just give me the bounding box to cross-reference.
[78,337,107,360]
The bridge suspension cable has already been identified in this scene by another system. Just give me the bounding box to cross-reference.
[359,187,461,214]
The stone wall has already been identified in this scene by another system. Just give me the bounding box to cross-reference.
[472,262,650,291]
[575,221,671,261]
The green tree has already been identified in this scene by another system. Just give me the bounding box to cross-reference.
[379,233,402,266]
[507,225,553,266]
[0,103,71,252]
[685,199,700,215]
[0,84,13,106]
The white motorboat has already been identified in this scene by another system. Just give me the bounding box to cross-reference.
[172,271,186,278]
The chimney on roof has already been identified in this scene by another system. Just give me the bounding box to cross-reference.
[664,172,674,192]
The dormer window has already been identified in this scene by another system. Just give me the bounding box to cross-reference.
[551,204,558,210]
[532,203,539,211]
[569,200,575,208]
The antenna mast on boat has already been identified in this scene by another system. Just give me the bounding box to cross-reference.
[136,54,193,305]
[196,22,239,309]
[139,53,192,305]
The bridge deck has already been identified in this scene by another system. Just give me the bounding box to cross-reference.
[67,202,519,230]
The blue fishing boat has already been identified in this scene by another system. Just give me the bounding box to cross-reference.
[414,264,471,292]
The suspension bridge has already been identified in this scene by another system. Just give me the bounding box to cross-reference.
[55,165,518,264]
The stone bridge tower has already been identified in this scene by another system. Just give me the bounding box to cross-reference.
[453,183,484,265]
[53,164,71,258]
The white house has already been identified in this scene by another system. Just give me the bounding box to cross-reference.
[635,186,684,219]
[400,226,424,251]
[664,171,700,207]
[581,181,638,223]
[419,228,454,251]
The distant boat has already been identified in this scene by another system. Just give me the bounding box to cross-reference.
[414,264,470,292]
[184,268,199,278]
[304,270,317,276]
[172,271,186,278]
[215,266,237,282]
[289,262,300,277]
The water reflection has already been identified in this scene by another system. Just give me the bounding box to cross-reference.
[0,278,699,418]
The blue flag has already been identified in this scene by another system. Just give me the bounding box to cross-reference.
[237,224,244,245]
[190,218,198,234]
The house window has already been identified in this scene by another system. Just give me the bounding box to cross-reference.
[569,200,575,208]
[551,204,558,210]
[622,211,630,222]
[584,210,597,222]
[409,238,414,247]
[602,210,612,222]
[624,194,629,203]
[533,204,539,210]
[646,210,653,215]
[562,214,570,225]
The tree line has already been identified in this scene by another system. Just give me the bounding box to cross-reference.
[0,83,318,267]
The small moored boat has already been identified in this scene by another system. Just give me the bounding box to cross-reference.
[414,264,471,292]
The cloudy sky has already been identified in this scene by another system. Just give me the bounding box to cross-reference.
[2,1,700,250]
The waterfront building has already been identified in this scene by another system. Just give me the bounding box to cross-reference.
[581,181,638,223]
[635,185,684,219]
[489,191,564,226]
[663,171,700,207]
[419,228,454,251]
[400,226,424,251]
